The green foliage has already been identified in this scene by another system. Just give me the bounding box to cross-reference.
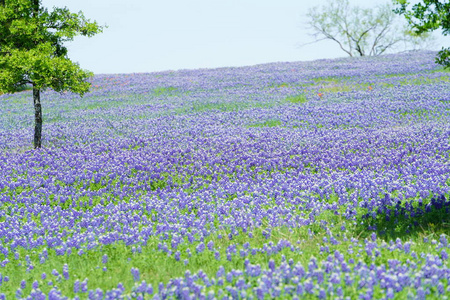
[436,48,450,69]
[394,0,450,34]
[394,0,450,68]
[0,43,93,95]
[0,0,105,94]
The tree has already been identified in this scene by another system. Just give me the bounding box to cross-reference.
[393,0,450,68]
[0,0,104,149]
[303,0,434,57]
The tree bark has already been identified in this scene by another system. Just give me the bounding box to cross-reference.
[33,86,42,149]
[32,0,41,149]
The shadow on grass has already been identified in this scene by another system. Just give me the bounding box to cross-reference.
[355,194,450,241]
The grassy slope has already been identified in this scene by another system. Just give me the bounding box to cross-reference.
[0,54,450,299]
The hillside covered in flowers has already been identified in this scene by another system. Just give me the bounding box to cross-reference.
[0,50,449,299]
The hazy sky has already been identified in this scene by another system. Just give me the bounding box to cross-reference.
[41,0,446,75]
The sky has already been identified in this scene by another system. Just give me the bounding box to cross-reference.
[41,0,447,75]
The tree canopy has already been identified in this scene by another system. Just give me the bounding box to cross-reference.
[0,0,104,148]
[394,0,450,68]
[0,0,104,94]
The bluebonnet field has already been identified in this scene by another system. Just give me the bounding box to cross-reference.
[0,50,450,299]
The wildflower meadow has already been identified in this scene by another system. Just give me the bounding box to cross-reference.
[0,50,450,299]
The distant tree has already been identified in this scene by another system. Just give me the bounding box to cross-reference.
[303,0,434,57]
[0,0,104,149]
[393,0,450,68]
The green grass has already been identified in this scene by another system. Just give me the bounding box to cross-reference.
[429,66,450,73]
[395,76,450,86]
[153,86,178,96]
[191,101,251,112]
[2,65,450,298]
[183,99,283,114]
[2,200,448,297]
[356,195,450,241]
[284,94,308,104]
[272,72,450,97]
[1,161,450,297]
[247,119,283,128]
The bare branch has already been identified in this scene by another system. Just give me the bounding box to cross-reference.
[302,0,434,57]
[296,37,329,48]
[308,21,354,56]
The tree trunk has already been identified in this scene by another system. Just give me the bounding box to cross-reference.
[32,0,39,17]
[32,1,42,149]
[33,86,42,149]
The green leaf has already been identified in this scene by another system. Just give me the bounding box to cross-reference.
[0,0,104,95]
